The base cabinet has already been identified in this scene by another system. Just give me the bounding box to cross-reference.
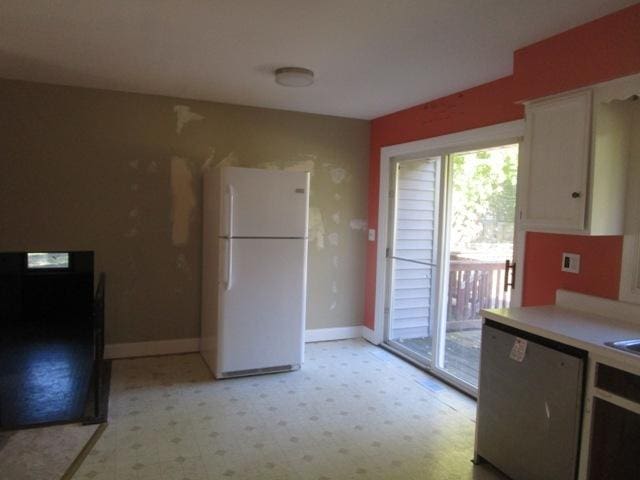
[587,398,640,479]
[586,363,640,480]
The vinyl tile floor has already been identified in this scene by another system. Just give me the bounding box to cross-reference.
[0,422,99,480]
[73,339,507,480]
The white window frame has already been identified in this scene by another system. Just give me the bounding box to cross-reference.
[600,73,640,304]
[370,120,525,344]
[620,237,640,304]
[617,77,640,304]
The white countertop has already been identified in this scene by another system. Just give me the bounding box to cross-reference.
[481,303,640,372]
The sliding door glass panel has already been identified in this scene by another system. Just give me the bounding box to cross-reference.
[440,144,519,388]
[386,157,440,364]
[389,259,437,362]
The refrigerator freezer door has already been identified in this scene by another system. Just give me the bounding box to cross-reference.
[216,238,307,376]
[221,167,309,238]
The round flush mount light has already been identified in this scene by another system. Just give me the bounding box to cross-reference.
[275,67,314,87]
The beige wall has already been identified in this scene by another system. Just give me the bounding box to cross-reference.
[0,79,370,344]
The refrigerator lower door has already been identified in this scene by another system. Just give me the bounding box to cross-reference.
[216,238,307,377]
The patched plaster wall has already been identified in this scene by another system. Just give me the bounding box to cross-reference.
[0,79,369,343]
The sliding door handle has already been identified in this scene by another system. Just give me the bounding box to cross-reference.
[504,260,516,292]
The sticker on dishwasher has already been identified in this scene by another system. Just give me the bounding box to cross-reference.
[509,338,528,362]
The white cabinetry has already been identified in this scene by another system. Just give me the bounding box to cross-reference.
[519,91,592,233]
[519,75,639,235]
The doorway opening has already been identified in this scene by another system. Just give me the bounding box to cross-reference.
[385,143,519,394]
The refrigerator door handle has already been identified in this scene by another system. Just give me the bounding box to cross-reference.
[225,185,235,290]
[228,184,235,237]
[226,239,233,291]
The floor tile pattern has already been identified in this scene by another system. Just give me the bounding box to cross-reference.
[0,422,98,480]
[73,339,505,479]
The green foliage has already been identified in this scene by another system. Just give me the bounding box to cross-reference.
[450,145,518,252]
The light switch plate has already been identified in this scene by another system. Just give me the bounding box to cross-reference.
[562,253,580,274]
[368,229,376,242]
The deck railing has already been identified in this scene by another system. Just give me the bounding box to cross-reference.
[447,260,509,331]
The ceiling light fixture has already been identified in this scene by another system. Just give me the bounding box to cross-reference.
[274,67,314,87]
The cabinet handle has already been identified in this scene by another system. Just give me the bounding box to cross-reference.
[571,191,581,198]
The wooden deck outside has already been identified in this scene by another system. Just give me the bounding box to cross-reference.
[447,259,510,330]
[390,259,508,387]
[394,330,482,387]
[392,259,510,339]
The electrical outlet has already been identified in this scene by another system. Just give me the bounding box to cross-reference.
[368,229,376,242]
[561,253,580,274]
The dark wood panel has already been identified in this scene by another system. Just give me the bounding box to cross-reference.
[588,398,640,480]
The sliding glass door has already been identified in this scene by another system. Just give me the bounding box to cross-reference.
[385,156,441,364]
[384,144,519,395]
[436,145,518,390]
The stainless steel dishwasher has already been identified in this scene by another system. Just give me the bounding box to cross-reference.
[475,321,586,480]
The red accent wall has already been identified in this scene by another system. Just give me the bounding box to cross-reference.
[365,78,523,329]
[523,232,624,306]
[513,4,640,102]
[365,4,640,329]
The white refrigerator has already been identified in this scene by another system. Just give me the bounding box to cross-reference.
[200,166,309,378]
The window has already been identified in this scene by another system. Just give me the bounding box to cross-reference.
[620,98,640,304]
[620,236,640,303]
[27,252,70,269]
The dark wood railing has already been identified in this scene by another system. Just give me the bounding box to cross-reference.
[448,260,509,330]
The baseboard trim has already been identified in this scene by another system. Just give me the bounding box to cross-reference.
[362,326,382,345]
[304,326,363,343]
[104,337,200,359]
[106,327,365,359]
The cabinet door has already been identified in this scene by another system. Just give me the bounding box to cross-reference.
[588,365,640,479]
[520,91,592,232]
[588,398,640,479]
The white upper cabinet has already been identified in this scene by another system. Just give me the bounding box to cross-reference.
[519,74,640,235]
[519,91,592,233]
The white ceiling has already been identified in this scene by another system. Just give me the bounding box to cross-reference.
[0,1,635,119]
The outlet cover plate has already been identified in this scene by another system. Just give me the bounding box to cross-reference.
[562,253,580,274]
